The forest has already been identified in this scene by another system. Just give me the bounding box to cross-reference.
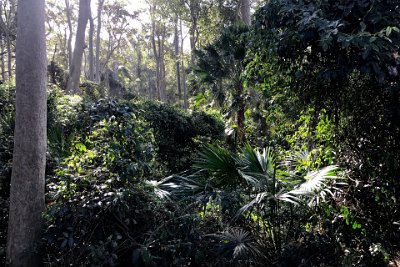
[0,0,399,266]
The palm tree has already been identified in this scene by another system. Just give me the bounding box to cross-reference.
[192,23,249,145]
[151,143,344,254]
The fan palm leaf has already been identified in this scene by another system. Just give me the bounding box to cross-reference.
[210,228,263,262]
[235,165,342,218]
[194,145,241,188]
[146,172,206,199]
[238,144,275,187]
[285,165,341,206]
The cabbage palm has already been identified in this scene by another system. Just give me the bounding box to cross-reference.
[150,143,343,253]
[209,228,264,266]
[192,23,249,144]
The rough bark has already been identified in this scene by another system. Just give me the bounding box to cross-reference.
[6,0,47,265]
[95,0,105,84]
[66,0,91,93]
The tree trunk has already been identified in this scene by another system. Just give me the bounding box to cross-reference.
[7,0,47,265]
[6,26,12,80]
[67,0,91,93]
[0,3,4,81]
[188,0,198,64]
[180,18,188,109]
[65,0,73,69]
[135,42,144,97]
[150,3,166,102]
[88,10,95,81]
[95,0,104,84]
[174,16,182,104]
[240,0,251,26]
[159,24,166,101]
[0,38,5,81]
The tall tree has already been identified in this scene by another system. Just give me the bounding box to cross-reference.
[174,15,182,103]
[180,19,188,109]
[150,2,167,101]
[66,0,91,93]
[0,37,5,81]
[0,0,16,80]
[6,0,47,265]
[183,0,200,63]
[193,24,249,144]
[239,0,250,25]
[64,0,73,69]
[95,0,105,84]
[88,9,95,81]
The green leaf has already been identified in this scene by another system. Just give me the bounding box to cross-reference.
[194,145,241,188]
[386,26,392,36]
[75,142,86,152]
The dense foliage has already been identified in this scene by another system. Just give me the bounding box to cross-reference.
[1,0,400,266]
[244,0,400,264]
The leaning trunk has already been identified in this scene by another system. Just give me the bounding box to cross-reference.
[67,0,91,93]
[7,0,47,265]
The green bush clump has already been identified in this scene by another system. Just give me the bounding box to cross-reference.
[141,101,224,173]
[42,94,227,266]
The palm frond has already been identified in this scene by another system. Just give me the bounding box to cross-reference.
[234,192,273,219]
[240,144,275,175]
[194,145,241,188]
[235,166,342,218]
[146,172,207,199]
[209,228,263,262]
[287,165,341,206]
[238,144,275,187]
[281,149,310,171]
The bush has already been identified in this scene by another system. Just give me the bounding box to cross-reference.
[142,101,224,173]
